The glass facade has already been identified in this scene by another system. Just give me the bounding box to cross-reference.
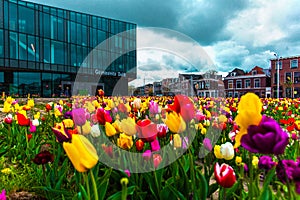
[0,0,137,97]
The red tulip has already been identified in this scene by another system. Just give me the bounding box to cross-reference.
[168,95,195,122]
[135,139,144,151]
[4,115,13,124]
[45,104,52,111]
[136,119,157,142]
[214,162,236,188]
[96,107,112,125]
[16,113,30,126]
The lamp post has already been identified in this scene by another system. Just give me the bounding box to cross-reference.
[274,53,280,98]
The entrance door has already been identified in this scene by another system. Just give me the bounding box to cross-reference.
[42,80,51,97]
[92,85,104,96]
[63,84,72,97]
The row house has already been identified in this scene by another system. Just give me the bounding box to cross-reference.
[153,81,162,96]
[270,55,300,98]
[223,66,271,98]
[194,71,224,97]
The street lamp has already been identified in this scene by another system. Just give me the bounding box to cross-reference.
[274,53,280,98]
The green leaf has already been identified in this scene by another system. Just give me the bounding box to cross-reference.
[79,184,89,200]
[107,186,135,200]
[195,169,208,200]
[98,168,112,200]
[259,167,276,200]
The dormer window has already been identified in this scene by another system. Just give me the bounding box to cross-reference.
[252,70,257,75]
[230,72,236,76]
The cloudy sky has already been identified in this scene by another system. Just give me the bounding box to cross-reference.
[27,0,300,86]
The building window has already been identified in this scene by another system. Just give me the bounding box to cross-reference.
[286,88,292,98]
[294,72,300,84]
[228,92,232,97]
[275,61,282,70]
[252,70,257,75]
[290,59,298,68]
[285,72,292,83]
[245,79,251,88]
[230,72,236,76]
[228,80,233,89]
[234,91,239,98]
[274,73,278,84]
[294,87,300,98]
[254,79,260,88]
[236,80,242,89]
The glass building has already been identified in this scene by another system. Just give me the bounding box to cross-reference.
[0,0,136,97]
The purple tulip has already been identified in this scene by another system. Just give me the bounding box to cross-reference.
[241,115,289,155]
[276,160,296,183]
[64,111,73,119]
[203,138,212,151]
[72,108,86,126]
[182,137,189,149]
[258,156,276,171]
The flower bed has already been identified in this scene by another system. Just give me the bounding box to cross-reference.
[0,92,300,199]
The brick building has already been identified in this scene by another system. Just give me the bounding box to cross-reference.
[224,66,271,98]
[270,55,300,98]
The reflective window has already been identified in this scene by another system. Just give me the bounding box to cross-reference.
[57,18,64,41]
[51,16,57,40]
[71,44,77,66]
[51,41,64,65]
[9,32,18,59]
[19,34,27,60]
[70,22,76,44]
[76,45,82,66]
[27,35,35,61]
[43,13,50,38]
[4,1,8,29]
[77,24,82,45]
[98,30,106,44]
[18,5,34,34]
[43,39,50,63]
[18,72,41,96]
[82,25,87,46]
[9,2,17,31]
[0,30,3,58]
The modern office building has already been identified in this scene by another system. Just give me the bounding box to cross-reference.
[0,0,137,97]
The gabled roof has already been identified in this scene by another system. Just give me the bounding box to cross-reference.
[246,66,265,75]
[226,68,245,77]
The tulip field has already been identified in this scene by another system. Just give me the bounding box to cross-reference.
[0,91,300,199]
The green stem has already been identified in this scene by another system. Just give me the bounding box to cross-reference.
[121,183,128,200]
[90,170,99,200]
[83,172,91,200]
[153,170,161,198]
[248,152,253,199]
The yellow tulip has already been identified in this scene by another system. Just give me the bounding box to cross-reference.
[214,145,223,159]
[77,121,91,135]
[234,93,262,148]
[34,112,40,120]
[165,111,186,134]
[112,119,123,133]
[201,127,207,135]
[85,102,95,113]
[105,122,117,137]
[120,117,136,136]
[2,103,11,113]
[63,119,74,128]
[235,156,243,166]
[117,133,133,150]
[252,156,259,168]
[173,134,182,148]
[63,134,98,172]
[5,96,14,104]
[27,99,34,107]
